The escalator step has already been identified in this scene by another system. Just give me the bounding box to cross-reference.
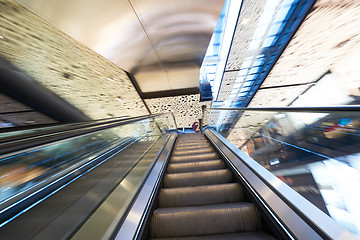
[150,232,277,240]
[158,183,243,207]
[175,140,209,147]
[177,137,206,141]
[176,139,207,144]
[178,133,204,138]
[167,160,225,173]
[172,147,215,156]
[163,169,232,188]
[177,135,206,140]
[170,152,219,163]
[174,143,212,151]
[177,138,207,142]
[151,203,262,238]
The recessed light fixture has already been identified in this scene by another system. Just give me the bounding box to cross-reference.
[106,77,115,82]
[240,18,250,25]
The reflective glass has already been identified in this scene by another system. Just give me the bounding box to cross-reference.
[267,22,283,36]
[273,6,291,23]
[262,36,276,47]
[249,67,260,74]
[0,113,177,236]
[204,108,360,237]
[245,75,257,81]
[243,81,254,87]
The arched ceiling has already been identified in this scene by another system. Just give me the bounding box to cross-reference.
[15,0,224,96]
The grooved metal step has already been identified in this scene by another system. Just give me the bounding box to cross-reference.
[172,147,215,156]
[174,143,212,151]
[177,137,207,141]
[163,169,232,188]
[159,183,243,208]
[151,203,262,238]
[167,160,225,173]
[150,232,277,240]
[150,134,276,240]
[170,152,219,163]
[175,140,209,147]
[177,136,206,141]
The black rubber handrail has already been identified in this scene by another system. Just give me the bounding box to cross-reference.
[0,113,167,156]
[207,106,360,113]
[0,117,126,143]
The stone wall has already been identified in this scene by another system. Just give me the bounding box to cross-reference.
[0,0,149,120]
[227,0,360,148]
[145,94,210,128]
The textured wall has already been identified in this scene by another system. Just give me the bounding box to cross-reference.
[227,0,360,147]
[217,0,266,101]
[0,0,149,120]
[145,94,210,128]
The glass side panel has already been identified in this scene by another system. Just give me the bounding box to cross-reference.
[205,108,360,237]
[71,134,170,239]
[0,113,176,238]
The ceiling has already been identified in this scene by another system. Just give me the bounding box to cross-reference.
[16,0,224,96]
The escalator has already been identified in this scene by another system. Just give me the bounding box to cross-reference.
[0,114,176,239]
[0,114,357,240]
[149,133,276,239]
[118,129,356,240]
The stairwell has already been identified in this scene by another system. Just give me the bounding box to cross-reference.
[149,133,277,240]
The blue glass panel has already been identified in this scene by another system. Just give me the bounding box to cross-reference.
[243,81,254,87]
[268,22,283,36]
[241,86,251,92]
[262,36,276,48]
[246,74,257,81]
[249,66,261,74]
[274,5,292,23]
[253,56,265,67]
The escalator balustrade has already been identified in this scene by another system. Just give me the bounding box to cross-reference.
[149,133,276,240]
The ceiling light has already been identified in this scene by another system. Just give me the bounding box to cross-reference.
[240,18,250,25]
[0,36,4,39]
[106,77,115,82]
